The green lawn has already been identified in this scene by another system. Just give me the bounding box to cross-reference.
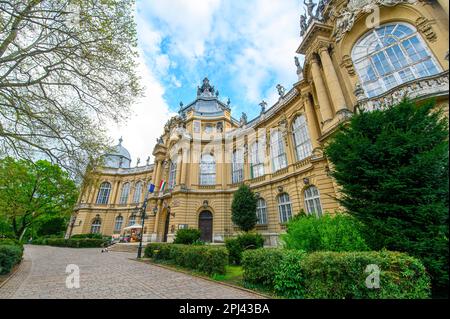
[211,265,243,285]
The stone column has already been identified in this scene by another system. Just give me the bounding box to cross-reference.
[181,149,188,185]
[175,153,182,185]
[303,93,321,150]
[310,55,333,124]
[151,160,159,184]
[318,45,347,113]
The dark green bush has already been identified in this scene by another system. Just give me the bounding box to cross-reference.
[44,238,105,248]
[173,229,202,245]
[274,250,306,298]
[0,238,23,248]
[71,233,103,239]
[0,245,23,275]
[281,213,368,252]
[301,250,431,299]
[241,248,285,289]
[144,243,228,275]
[225,233,264,265]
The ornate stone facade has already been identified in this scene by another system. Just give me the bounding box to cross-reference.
[68,0,449,246]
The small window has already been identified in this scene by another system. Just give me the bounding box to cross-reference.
[270,130,288,172]
[304,186,323,217]
[256,198,268,225]
[128,215,136,227]
[96,182,111,205]
[168,160,177,190]
[277,193,293,223]
[200,153,216,185]
[292,115,313,161]
[232,148,244,184]
[133,181,142,204]
[250,142,265,178]
[90,217,101,234]
[114,216,123,232]
[119,183,130,204]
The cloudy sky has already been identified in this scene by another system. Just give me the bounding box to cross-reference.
[110,0,307,165]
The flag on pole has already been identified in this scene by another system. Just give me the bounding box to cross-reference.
[148,183,155,193]
[159,180,166,192]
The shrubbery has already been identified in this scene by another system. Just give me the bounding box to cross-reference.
[144,243,228,275]
[225,233,264,265]
[71,233,103,239]
[32,237,106,248]
[0,243,23,275]
[173,229,202,245]
[281,213,368,252]
[241,248,431,299]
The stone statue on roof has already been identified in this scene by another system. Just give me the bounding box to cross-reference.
[300,14,308,36]
[259,100,267,114]
[295,57,304,81]
[240,112,248,126]
[304,0,316,21]
[276,84,286,98]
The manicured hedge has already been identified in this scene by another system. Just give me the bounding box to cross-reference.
[225,233,264,265]
[173,229,202,245]
[70,233,103,239]
[144,243,228,275]
[34,238,106,248]
[0,245,23,275]
[241,248,285,289]
[242,249,431,299]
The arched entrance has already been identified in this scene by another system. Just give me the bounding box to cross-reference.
[198,211,213,243]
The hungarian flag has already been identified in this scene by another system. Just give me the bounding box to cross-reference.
[159,180,166,192]
[148,183,155,193]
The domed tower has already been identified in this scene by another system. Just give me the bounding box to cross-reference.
[103,137,132,168]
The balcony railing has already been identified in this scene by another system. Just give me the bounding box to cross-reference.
[356,71,449,113]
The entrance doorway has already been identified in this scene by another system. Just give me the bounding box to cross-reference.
[198,211,213,242]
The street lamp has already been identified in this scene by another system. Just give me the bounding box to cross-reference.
[136,194,157,259]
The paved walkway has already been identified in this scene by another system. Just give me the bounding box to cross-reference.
[0,245,262,299]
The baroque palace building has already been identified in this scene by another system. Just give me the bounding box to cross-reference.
[67,0,449,245]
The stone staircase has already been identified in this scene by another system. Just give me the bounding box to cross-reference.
[107,243,141,253]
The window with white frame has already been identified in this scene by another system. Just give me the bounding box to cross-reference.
[304,186,323,217]
[352,23,440,98]
[256,198,268,225]
[132,181,142,204]
[270,130,288,172]
[250,142,265,178]
[119,182,130,204]
[292,115,313,161]
[90,217,101,234]
[168,160,177,190]
[200,153,216,185]
[232,148,244,184]
[128,215,136,227]
[114,216,123,232]
[277,193,293,223]
[96,182,111,205]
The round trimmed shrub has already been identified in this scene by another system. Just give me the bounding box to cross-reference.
[173,229,202,245]
[226,233,264,265]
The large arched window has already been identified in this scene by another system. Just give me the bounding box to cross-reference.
[114,216,123,232]
[292,115,313,161]
[270,130,288,172]
[119,182,130,204]
[277,193,293,223]
[200,153,216,185]
[128,215,136,227]
[96,182,111,205]
[168,160,177,190]
[256,198,268,225]
[90,217,101,234]
[250,142,265,178]
[132,181,142,204]
[232,148,244,184]
[304,186,323,217]
[352,23,440,98]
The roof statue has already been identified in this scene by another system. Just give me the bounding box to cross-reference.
[259,100,267,114]
[276,84,286,98]
[300,14,308,36]
[240,112,248,127]
[295,56,304,81]
[304,0,316,23]
[146,156,151,166]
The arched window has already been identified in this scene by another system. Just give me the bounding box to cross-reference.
[232,148,244,184]
[128,215,136,227]
[256,198,268,225]
[200,153,216,185]
[168,160,177,190]
[96,182,111,205]
[119,183,130,204]
[277,193,293,223]
[250,142,265,178]
[270,130,288,172]
[132,181,142,204]
[90,217,101,234]
[304,186,323,217]
[352,23,440,98]
[292,115,313,161]
[114,216,123,232]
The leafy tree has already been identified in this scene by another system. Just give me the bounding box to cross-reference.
[0,0,142,177]
[0,157,78,240]
[35,215,69,237]
[231,184,258,232]
[325,99,449,296]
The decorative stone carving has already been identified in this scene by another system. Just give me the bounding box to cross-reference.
[197,77,215,97]
[354,82,366,101]
[239,112,248,126]
[333,0,418,41]
[259,100,267,113]
[276,84,286,97]
[304,0,317,22]
[341,55,356,76]
[300,14,308,36]
[295,56,304,81]
[415,17,437,42]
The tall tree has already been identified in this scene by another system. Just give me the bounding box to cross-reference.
[0,0,142,177]
[231,184,258,232]
[325,99,449,296]
[0,157,78,240]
